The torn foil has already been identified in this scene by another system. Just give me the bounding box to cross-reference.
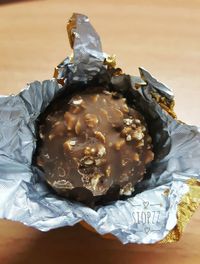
[0,13,200,244]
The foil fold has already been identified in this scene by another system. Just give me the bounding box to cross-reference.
[0,13,200,244]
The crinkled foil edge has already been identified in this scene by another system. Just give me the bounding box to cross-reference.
[160,179,200,243]
[80,179,200,243]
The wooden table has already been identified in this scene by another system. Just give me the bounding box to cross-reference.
[0,0,200,263]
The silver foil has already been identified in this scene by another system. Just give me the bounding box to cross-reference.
[0,13,200,244]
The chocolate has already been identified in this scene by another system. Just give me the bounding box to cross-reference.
[36,87,154,205]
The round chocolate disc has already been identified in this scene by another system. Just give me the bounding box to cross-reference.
[36,87,154,205]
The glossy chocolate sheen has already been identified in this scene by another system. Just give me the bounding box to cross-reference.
[36,87,154,206]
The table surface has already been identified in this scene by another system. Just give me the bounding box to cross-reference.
[0,0,200,263]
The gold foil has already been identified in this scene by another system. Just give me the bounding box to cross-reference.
[160,179,200,243]
[104,54,117,68]
[104,55,176,119]
[67,13,77,49]
[151,91,177,119]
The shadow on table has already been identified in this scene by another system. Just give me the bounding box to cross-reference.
[0,0,41,5]
[11,224,161,264]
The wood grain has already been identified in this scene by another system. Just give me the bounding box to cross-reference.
[0,0,200,263]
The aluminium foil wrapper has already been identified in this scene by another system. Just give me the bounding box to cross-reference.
[0,13,200,244]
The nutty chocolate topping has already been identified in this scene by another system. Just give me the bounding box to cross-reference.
[36,87,154,205]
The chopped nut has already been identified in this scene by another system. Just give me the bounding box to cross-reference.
[75,119,81,135]
[121,103,129,113]
[83,147,96,156]
[145,150,154,164]
[121,159,129,166]
[123,118,133,126]
[49,134,55,141]
[91,148,96,154]
[63,140,72,151]
[53,180,74,189]
[94,131,106,143]
[131,127,144,140]
[85,113,99,128]
[63,140,76,151]
[71,96,86,109]
[106,165,111,177]
[64,112,76,130]
[136,139,144,148]
[97,145,106,157]
[115,139,125,150]
[95,159,102,166]
[121,127,132,136]
[121,160,126,166]
[135,119,141,125]
[103,90,111,95]
[120,182,134,196]
[132,152,140,162]
[84,157,94,165]
[72,99,83,105]
[91,174,101,190]
[69,140,76,146]
[126,134,132,141]
[84,146,91,155]
[39,131,45,139]
[141,126,146,132]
